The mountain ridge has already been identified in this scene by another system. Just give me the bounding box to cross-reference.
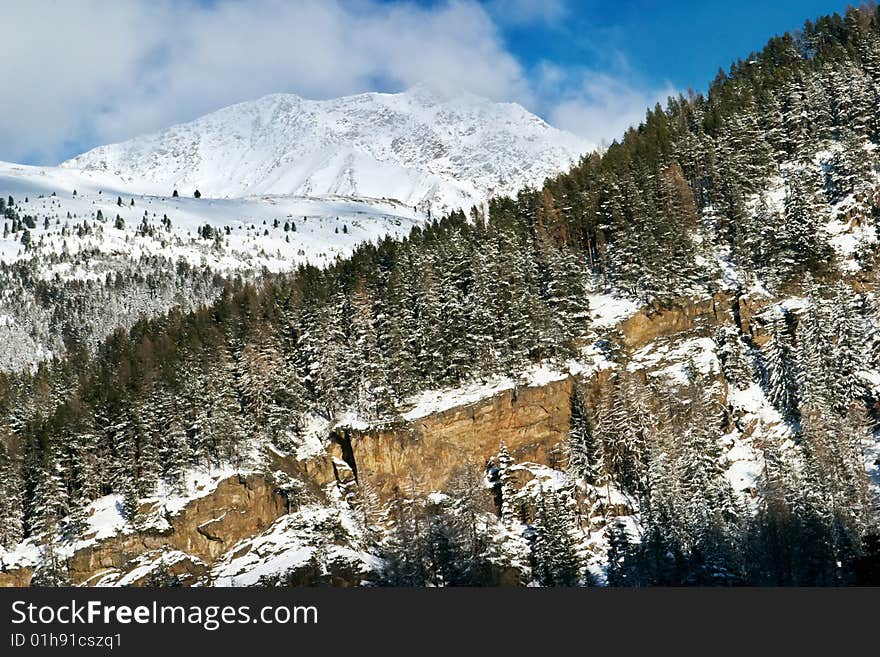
[61,86,590,212]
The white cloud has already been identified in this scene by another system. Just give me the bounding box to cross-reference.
[546,70,677,148]
[0,0,667,164]
[0,0,528,164]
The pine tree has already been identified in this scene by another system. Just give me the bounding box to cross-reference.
[121,476,140,522]
[531,486,582,586]
[0,447,24,548]
[779,171,831,277]
[31,541,69,587]
[763,313,800,421]
[496,442,518,526]
[605,517,634,586]
[162,415,190,495]
[29,442,68,540]
[380,482,427,586]
[567,383,603,486]
[795,279,835,409]
[829,282,866,411]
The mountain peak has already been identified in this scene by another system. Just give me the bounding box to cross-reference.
[61,89,590,211]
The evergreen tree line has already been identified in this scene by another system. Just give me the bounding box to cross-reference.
[0,252,226,372]
[5,5,880,587]
[563,280,879,584]
[535,4,880,301]
[372,273,880,587]
[0,210,592,551]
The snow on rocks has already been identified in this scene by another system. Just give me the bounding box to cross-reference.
[399,358,596,423]
[588,291,640,328]
[630,336,720,386]
[210,503,377,587]
[0,462,252,572]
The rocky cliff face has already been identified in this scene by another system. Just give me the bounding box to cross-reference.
[1,292,784,587]
[1,475,287,587]
[0,566,31,587]
[331,376,575,502]
[618,292,731,347]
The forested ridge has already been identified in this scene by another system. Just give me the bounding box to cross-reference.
[5,4,880,585]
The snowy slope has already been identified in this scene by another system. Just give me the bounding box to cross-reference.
[0,161,422,273]
[0,162,424,371]
[61,86,590,213]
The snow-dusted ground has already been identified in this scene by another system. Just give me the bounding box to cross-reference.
[724,383,787,497]
[400,357,602,423]
[0,161,424,274]
[0,86,593,373]
[0,163,430,371]
[630,336,720,386]
[211,497,378,587]
[588,290,640,328]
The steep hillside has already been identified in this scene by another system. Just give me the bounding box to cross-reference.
[0,86,586,372]
[5,6,880,588]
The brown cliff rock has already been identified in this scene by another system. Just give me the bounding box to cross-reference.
[0,474,288,587]
[329,377,574,501]
[2,289,793,587]
[0,568,32,587]
[618,292,732,348]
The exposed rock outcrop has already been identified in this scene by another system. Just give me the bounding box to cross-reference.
[618,292,732,347]
[1,291,787,587]
[0,568,32,587]
[328,377,575,501]
[0,474,287,587]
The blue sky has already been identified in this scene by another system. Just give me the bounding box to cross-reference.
[0,0,855,165]
[492,0,854,93]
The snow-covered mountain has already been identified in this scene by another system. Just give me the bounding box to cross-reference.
[61,85,590,212]
[0,87,588,372]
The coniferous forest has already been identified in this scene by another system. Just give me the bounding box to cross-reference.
[6,4,880,586]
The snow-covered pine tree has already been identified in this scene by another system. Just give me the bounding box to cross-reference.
[121,475,140,522]
[30,541,69,587]
[496,442,518,526]
[607,370,650,497]
[566,383,603,487]
[371,268,411,406]
[749,193,784,291]
[162,413,191,495]
[795,278,835,410]
[763,312,800,421]
[531,486,582,586]
[605,517,634,586]
[0,446,24,548]
[349,284,392,419]
[829,281,867,411]
[29,440,68,540]
[779,169,831,277]
[677,384,741,566]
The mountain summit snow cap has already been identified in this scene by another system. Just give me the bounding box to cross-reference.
[61,87,591,212]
